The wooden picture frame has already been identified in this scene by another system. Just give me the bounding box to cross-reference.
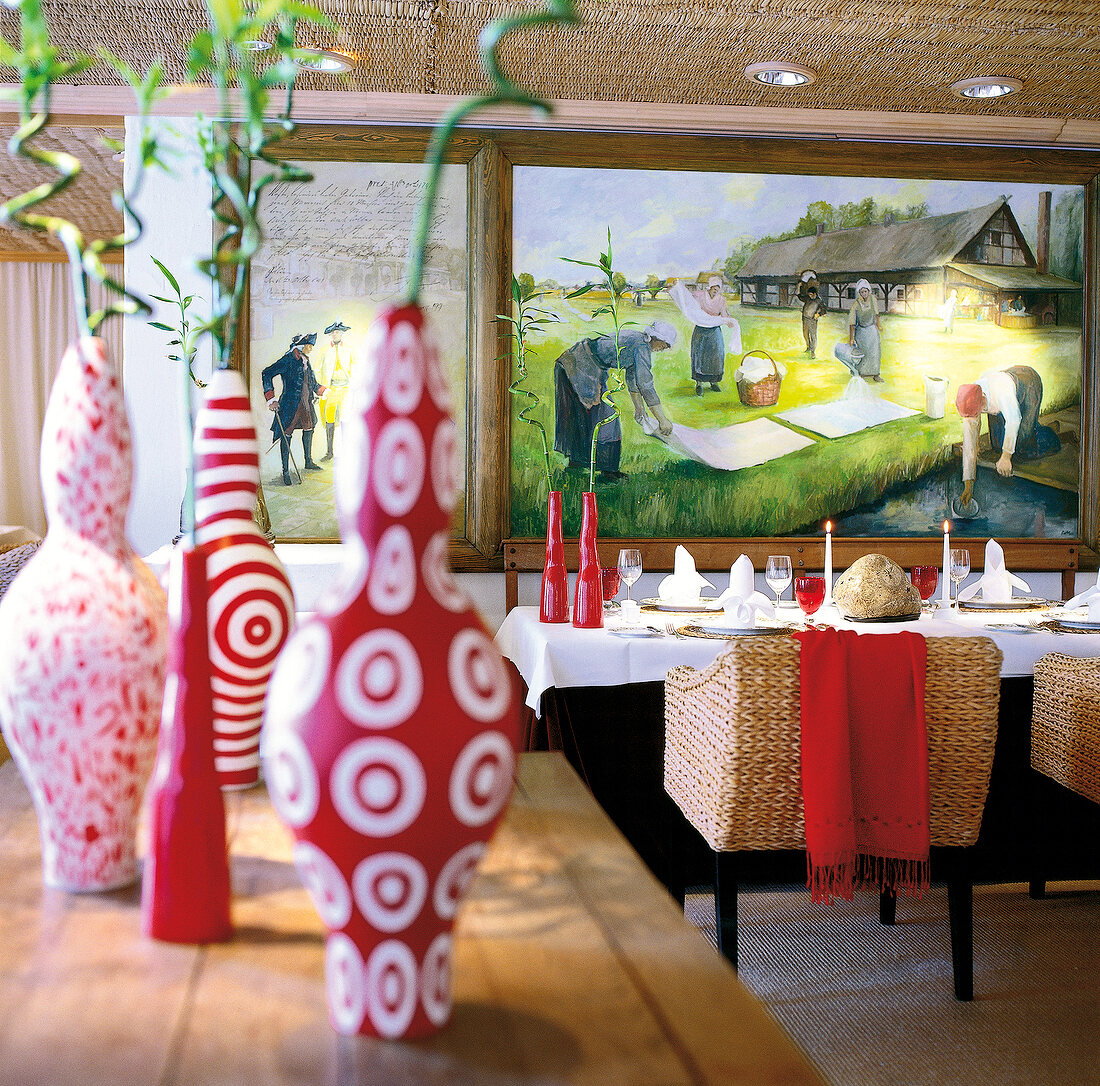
[244,126,507,570]
[494,130,1100,589]
[244,124,1100,580]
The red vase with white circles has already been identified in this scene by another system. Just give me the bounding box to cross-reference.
[0,337,168,891]
[192,368,295,789]
[263,304,519,1039]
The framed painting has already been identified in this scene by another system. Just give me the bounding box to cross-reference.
[508,157,1088,547]
[245,127,507,567]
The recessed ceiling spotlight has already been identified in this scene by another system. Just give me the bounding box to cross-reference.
[950,76,1022,99]
[744,62,816,88]
[241,38,272,53]
[294,48,355,74]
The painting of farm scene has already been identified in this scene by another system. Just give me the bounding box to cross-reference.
[510,167,1084,540]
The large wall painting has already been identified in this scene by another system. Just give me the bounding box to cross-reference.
[510,167,1084,541]
[249,160,466,540]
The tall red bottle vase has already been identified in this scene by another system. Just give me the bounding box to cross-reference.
[0,337,167,892]
[572,491,603,628]
[141,542,232,944]
[192,369,295,790]
[539,490,568,623]
[263,304,519,1039]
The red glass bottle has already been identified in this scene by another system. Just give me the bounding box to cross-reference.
[141,542,232,944]
[572,491,603,628]
[540,490,568,622]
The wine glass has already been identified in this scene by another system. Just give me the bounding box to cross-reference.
[794,575,827,621]
[765,555,793,605]
[910,565,939,611]
[600,567,622,610]
[617,549,642,603]
[949,549,971,609]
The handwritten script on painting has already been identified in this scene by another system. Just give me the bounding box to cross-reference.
[254,163,464,306]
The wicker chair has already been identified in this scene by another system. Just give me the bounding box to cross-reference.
[1029,653,1100,897]
[664,634,1003,1000]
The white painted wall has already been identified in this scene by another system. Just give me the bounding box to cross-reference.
[124,117,214,555]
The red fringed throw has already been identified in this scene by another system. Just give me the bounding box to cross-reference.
[794,628,930,904]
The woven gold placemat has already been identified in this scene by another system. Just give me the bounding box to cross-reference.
[1035,620,1100,635]
[678,625,798,640]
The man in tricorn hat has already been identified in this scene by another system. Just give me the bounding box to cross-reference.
[955,365,1061,507]
[317,320,355,462]
[262,332,326,486]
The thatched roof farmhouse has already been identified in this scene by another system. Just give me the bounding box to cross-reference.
[736,196,1080,324]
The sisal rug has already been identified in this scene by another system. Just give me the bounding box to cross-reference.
[685,881,1100,1086]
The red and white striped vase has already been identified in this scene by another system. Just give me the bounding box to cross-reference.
[263,304,519,1039]
[0,337,168,891]
[192,368,295,789]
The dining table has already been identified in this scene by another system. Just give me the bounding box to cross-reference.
[495,601,1100,894]
[0,752,824,1086]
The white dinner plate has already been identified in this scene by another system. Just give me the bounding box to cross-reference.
[641,597,720,612]
[694,623,775,636]
[1051,617,1100,632]
[608,626,663,638]
[958,597,1049,612]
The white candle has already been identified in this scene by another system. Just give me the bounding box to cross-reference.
[941,520,951,603]
[824,521,833,604]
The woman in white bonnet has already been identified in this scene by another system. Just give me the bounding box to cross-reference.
[833,278,883,381]
[553,320,676,480]
[687,274,740,396]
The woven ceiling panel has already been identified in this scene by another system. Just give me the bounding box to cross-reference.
[2,0,1099,117]
[0,126,123,256]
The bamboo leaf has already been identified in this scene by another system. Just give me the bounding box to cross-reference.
[148,321,174,331]
[150,256,180,294]
[566,284,594,298]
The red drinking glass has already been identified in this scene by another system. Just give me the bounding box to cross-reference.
[910,565,939,603]
[601,566,622,602]
[794,575,826,618]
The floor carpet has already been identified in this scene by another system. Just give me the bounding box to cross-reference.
[685,881,1100,1086]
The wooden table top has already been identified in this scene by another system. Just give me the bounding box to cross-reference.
[0,752,822,1086]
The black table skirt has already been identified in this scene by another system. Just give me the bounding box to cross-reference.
[518,672,1100,894]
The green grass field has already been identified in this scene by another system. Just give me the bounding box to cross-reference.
[509,297,1082,538]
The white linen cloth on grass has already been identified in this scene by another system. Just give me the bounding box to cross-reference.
[641,415,815,471]
[958,539,1031,602]
[776,377,919,440]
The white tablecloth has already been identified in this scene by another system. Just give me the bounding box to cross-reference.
[496,604,1100,716]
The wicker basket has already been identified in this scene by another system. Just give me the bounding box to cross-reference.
[736,350,782,407]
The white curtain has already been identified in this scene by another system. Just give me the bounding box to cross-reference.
[0,261,124,536]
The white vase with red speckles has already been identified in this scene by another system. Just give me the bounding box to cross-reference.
[0,337,168,892]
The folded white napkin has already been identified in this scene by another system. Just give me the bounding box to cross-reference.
[957,539,1030,602]
[1064,569,1100,611]
[658,545,714,604]
[711,554,775,625]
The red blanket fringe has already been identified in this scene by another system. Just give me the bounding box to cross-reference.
[807,853,931,905]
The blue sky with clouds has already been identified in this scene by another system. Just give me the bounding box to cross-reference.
[514,166,1078,284]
